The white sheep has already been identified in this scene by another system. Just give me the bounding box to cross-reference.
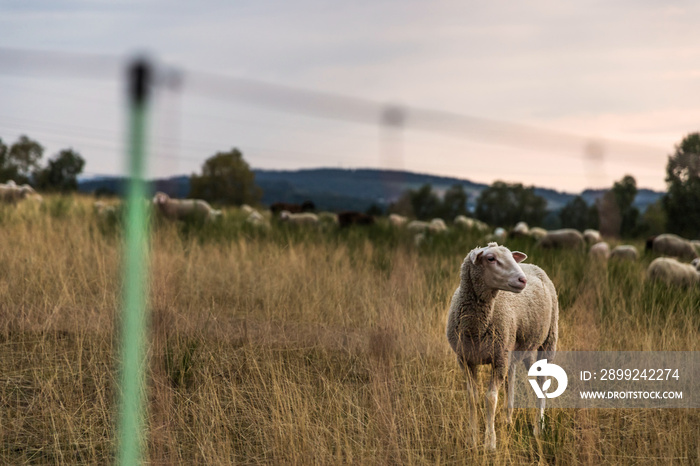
[511,221,529,237]
[407,219,447,234]
[240,204,255,215]
[583,229,602,244]
[279,210,319,226]
[691,240,700,256]
[93,201,119,218]
[388,213,408,227]
[407,220,430,233]
[318,211,339,226]
[446,242,559,450]
[245,210,270,229]
[429,218,448,233]
[610,245,639,261]
[152,192,220,222]
[454,215,489,232]
[0,181,42,204]
[647,257,699,287]
[648,234,698,261]
[537,229,585,249]
[589,241,611,261]
[528,227,548,241]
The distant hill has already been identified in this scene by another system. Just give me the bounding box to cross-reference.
[78,167,664,213]
[580,188,664,211]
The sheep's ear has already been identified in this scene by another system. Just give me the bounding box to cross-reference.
[512,251,527,263]
[469,248,485,264]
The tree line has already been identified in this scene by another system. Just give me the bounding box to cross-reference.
[0,135,85,192]
[387,132,699,239]
[3,132,698,239]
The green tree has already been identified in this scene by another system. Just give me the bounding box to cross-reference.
[0,135,44,184]
[408,184,440,220]
[189,148,262,206]
[639,199,667,237]
[390,183,468,220]
[559,196,598,231]
[611,175,639,237]
[0,138,12,181]
[33,148,85,192]
[438,184,469,221]
[662,133,700,238]
[475,181,547,227]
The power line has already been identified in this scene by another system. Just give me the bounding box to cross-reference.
[0,46,669,164]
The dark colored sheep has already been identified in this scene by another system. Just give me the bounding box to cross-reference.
[270,200,315,214]
[337,211,375,228]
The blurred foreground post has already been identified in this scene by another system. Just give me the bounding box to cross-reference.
[117,58,151,466]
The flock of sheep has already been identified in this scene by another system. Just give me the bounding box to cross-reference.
[93,192,700,287]
[3,183,697,288]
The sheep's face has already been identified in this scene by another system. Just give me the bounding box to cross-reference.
[468,243,528,293]
[692,258,700,272]
[153,192,169,206]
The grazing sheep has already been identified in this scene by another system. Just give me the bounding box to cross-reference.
[537,229,584,249]
[583,229,602,244]
[446,243,558,450]
[429,218,448,233]
[270,201,315,214]
[240,204,255,215]
[528,227,548,241]
[691,240,700,256]
[338,211,374,228]
[589,241,611,261]
[493,227,507,241]
[407,219,446,233]
[454,215,489,232]
[407,220,430,233]
[152,192,220,222]
[318,211,339,226]
[692,258,700,272]
[647,257,699,287]
[279,210,319,226]
[610,245,639,261]
[93,201,119,218]
[648,234,698,261]
[406,218,447,233]
[511,221,529,237]
[0,181,42,204]
[389,213,408,227]
[245,210,270,229]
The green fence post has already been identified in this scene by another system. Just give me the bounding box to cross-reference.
[117,59,151,466]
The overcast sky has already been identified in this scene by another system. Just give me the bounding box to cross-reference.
[1,0,699,192]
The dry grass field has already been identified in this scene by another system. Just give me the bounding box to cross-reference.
[0,195,697,464]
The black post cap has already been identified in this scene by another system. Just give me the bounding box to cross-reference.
[128,59,151,104]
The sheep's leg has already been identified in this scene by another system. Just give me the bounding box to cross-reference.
[460,360,479,449]
[533,375,546,436]
[506,360,517,424]
[485,364,506,451]
[533,343,555,436]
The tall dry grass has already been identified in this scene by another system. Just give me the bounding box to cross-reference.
[0,195,697,464]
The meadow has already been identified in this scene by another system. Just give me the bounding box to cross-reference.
[0,195,697,464]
